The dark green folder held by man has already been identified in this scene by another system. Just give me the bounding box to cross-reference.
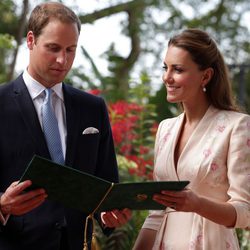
[20,155,189,214]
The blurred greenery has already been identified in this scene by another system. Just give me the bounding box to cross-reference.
[0,33,14,83]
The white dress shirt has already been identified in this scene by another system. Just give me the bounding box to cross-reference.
[22,69,67,158]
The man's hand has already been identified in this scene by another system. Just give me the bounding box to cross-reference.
[101,208,132,228]
[0,180,47,216]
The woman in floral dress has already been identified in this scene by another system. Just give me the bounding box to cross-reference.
[133,28,250,250]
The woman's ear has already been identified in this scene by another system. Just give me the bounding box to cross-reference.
[202,67,214,85]
[27,31,35,50]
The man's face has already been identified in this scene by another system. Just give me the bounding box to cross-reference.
[27,19,79,87]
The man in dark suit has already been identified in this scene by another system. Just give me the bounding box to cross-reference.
[0,2,131,250]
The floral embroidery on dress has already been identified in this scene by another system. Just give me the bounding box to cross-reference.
[148,109,250,249]
[247,138,250,147]
[189,233,203,250]
[201,114,228,160]
[158,132,171,155]
[208,161,226,186]
[247,174,250,189]
[215,114,227,127]
[216,125,225,133]
[224,233,239,250]
[203,149,212,158]
[246,120,250,129]
[210,162,219,171]
[242,137,250,165]
[225,241,231,249]
[160,242,174,250]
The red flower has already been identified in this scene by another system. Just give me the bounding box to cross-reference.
[88,89,102,96]
[108,99,155,180]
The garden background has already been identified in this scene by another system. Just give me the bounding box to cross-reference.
[0,0,249,249]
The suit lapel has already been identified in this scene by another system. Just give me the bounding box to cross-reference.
[13,76,50,158]
[63,84,80,167]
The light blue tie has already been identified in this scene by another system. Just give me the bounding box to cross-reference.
[42,88,64,164]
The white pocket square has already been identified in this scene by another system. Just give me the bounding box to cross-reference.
[82,127,99,135]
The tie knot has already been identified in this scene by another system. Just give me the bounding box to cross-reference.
[45,88,52,98]
[44,88,53,105]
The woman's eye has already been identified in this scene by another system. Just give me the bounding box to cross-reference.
[175,68,183,73]
[162,65,167,71]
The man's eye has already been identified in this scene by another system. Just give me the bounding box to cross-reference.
[67,48,76,53]
[47,46,60,52]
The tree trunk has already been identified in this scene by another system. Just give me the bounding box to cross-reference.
[7,0,29,81]
[79,0,152,99]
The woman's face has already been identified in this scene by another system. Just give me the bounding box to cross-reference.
[162,45,208,105]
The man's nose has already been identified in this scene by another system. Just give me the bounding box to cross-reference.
[56,51,67,65]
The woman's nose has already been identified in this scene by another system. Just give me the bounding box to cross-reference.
[162,70,173,84]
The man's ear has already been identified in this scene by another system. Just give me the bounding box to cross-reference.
[202,67,214,85]
[27,31,35,50]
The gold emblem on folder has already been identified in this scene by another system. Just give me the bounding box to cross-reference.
[136,194,148,202]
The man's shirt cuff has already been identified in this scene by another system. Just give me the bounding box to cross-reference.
[0,210,9,225]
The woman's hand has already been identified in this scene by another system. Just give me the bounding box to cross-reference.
[153,188,237,227]
[153,188,200,212]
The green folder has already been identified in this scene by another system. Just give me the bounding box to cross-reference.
[20,155,189,214]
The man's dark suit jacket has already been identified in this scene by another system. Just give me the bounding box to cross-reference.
[0,75,119,250]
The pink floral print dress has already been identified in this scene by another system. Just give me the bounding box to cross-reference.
[142,106,250,250]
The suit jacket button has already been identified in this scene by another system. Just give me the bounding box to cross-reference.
[55,222,62,229]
